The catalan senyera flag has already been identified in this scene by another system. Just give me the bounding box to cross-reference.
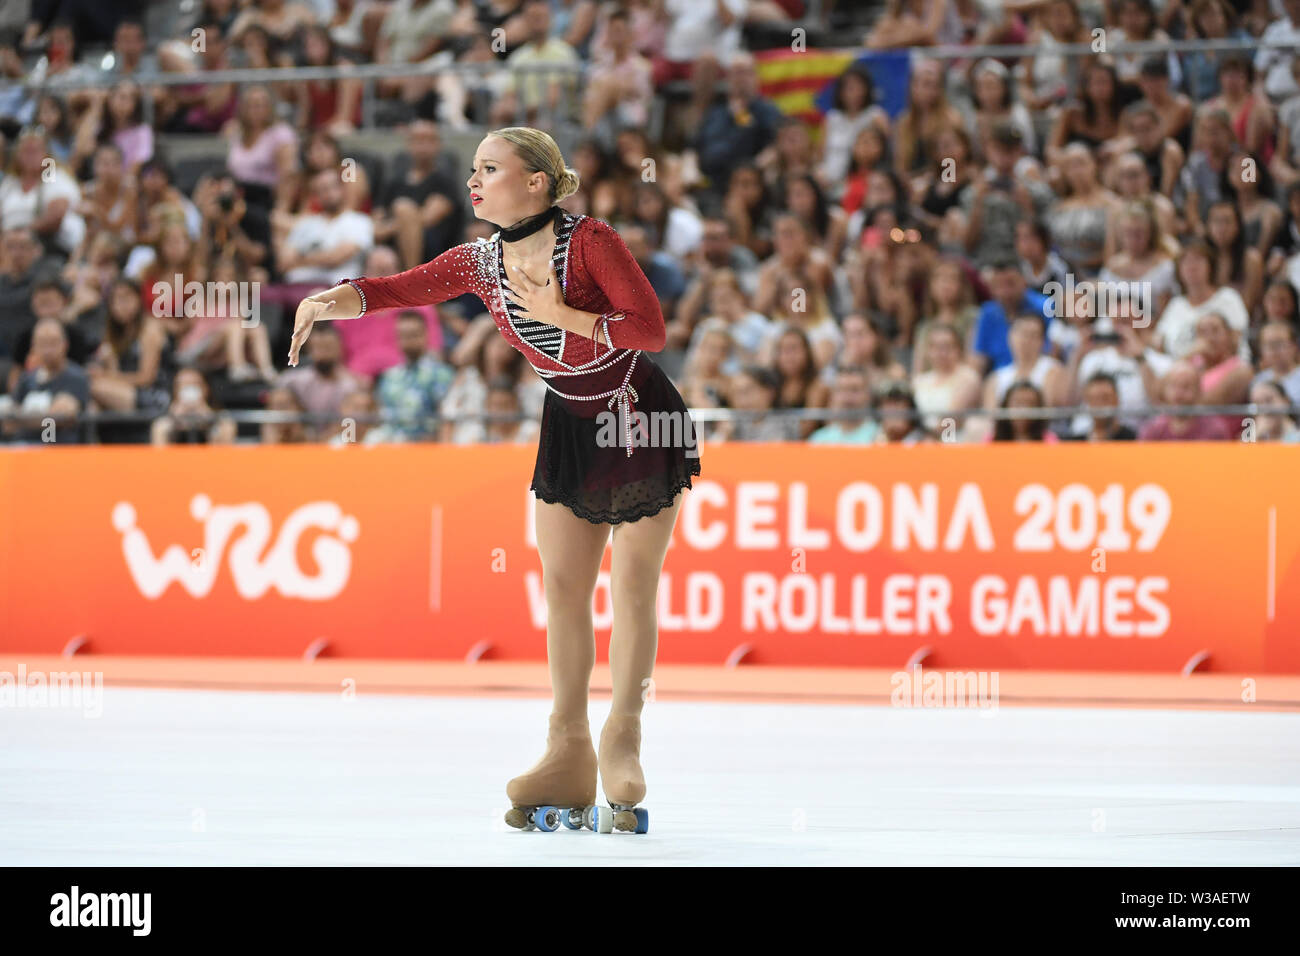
[755,48,913,133]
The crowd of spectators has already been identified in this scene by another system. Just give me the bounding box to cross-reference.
[2,0,1300,447]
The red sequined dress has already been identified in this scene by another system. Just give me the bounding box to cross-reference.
[340,211,701,524]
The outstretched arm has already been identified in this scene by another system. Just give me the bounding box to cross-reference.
[289,242,485,365]
[332,242,484,317]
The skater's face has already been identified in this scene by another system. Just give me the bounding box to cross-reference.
[468,136,551,225]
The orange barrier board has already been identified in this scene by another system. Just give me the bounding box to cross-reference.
[0,443,1296,672]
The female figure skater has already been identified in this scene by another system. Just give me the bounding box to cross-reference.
[286,127,700,832]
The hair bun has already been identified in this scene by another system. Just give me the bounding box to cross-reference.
[553,166,581,203]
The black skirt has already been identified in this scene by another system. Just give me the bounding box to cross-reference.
[530,353,702,525]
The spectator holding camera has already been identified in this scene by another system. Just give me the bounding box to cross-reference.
[194,171,271,284]
[150,366,238,445]
[962,122,1054,270]
[1067,300,1173,434]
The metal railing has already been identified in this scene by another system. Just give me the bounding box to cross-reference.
[879,35,1287,61]
[3,60,589,132]
[4,33,1297,131]
[2,402,1296,445]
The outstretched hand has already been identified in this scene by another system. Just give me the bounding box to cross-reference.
[502,264,565,326]
[288,297,336,367]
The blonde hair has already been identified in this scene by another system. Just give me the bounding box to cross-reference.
[488,126,581,204]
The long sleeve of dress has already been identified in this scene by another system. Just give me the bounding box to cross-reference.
[340,242,486,316]
[579,217,666,354]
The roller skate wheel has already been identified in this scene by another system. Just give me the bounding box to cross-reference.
[536,806,561,831]
[593,806,614,833]
[560,807,586,830]
[505,807,536,831]
[612,809,639,832]
[633,808,649,834]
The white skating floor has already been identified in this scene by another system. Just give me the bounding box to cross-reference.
[2,688,1297,865]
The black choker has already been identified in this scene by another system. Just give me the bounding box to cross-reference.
[495,205,561,243]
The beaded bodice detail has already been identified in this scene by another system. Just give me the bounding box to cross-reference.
[495,210,580,363]
[342,213,667,456]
